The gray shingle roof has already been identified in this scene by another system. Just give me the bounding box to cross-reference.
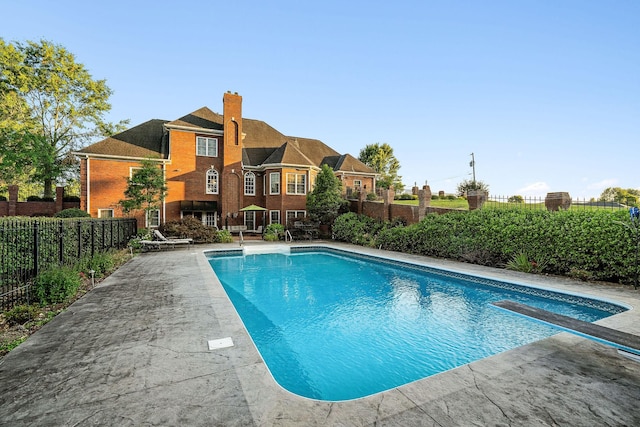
[78,108,375,174]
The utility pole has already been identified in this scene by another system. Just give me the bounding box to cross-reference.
[469,153,476,184]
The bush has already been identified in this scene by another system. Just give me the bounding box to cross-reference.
[34,266,82,305]
[160,217,217,242]
[216,229,233,243]
[26,195,42,201]
[4,304,42,326]
[0,195,7,201]
[62,195,81,202]
[54,208,91,218]
[366,193,378,201]
[334,208,635,285]
[76,251,116,278]
[396,194,415,200]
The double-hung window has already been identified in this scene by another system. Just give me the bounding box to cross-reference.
[270,172,280,195]
[196,137,218,157]
[244,172,256,195]
[270,210,280,224]
[146,209,160,228]
[286,173,306,195]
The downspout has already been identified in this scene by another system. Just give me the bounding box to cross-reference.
[162,162,166,224]
[86,157,91,214]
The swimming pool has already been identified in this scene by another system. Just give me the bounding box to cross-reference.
[207,246,626,401]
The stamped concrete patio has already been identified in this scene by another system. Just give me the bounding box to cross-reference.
[1,242,639,426]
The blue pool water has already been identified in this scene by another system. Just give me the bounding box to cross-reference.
[207,248,625,401]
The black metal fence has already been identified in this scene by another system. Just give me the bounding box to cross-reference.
[0,217,137,311]
[485,195,630,211]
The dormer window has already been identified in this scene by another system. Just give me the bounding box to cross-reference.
[196,137,218,157]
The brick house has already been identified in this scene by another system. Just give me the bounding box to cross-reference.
[75,92,377,230]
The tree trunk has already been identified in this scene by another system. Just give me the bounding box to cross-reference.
[43,179,54,199]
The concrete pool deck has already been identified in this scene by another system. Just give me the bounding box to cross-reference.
[1,241,639,426]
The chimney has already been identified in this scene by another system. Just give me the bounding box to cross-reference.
[221,92,244,221]
[222,91,243,166]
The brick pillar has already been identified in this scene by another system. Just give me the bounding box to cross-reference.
[357,188,365,215]
[56,186,64,213]
[383,189,395,221]
[418,185,431,221]
[8,185,18,216]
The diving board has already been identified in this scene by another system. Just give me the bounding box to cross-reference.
[492,300,640,356]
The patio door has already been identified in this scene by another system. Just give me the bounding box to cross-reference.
[244,211,255,231]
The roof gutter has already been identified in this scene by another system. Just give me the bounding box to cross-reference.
[72,152,171,163]
[164,123,224,136]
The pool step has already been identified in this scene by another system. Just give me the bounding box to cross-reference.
[243,244,291,256]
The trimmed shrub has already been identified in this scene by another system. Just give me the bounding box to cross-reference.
[0,195,7,201]
[334,209,635,285]
[62,195,81,202]
[54,208,91,218]
[26,195,42,201]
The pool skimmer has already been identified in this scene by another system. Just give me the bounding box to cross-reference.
[208,337,234,351]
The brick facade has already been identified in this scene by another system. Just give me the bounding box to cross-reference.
[76,92,377,229]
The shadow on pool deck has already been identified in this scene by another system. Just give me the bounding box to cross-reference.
[1,241,639,426]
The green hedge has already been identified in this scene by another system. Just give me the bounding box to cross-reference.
[333,209,635,285]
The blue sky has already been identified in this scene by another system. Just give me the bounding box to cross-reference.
[3,0,638,198]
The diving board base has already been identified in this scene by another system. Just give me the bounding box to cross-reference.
[492,300,640,356]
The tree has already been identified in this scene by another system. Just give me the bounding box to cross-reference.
[599,187,639,206]
[456,179,489,197]
[0,39,128,197]
[358,143,403,191]
[119,159,167,226]
[306,164,348,226]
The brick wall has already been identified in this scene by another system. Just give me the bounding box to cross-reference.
[0,186,79,217]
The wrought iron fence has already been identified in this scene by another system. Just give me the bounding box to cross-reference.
[485,195,629,211]
[0,217,137,310]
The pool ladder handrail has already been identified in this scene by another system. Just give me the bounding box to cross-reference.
[285,229,293,242]
[239,230,244,246]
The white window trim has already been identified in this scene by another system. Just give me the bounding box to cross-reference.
[206,168,219,194]
[270,210,280,224]
[286,173,307,195]
[196,136,218,157]
[244,172,256,196]
[129,166,142,179]
[98,208,114,218]
[146,209,160,228]
[270,172,280,195]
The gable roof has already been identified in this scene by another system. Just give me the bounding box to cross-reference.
[166,107,224,132]
[77,119,168,158]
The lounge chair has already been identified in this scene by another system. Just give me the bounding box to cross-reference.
[153,229,193,244]
[140,230,193,251]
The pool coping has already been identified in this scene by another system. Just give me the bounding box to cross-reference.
[198,241,640,425]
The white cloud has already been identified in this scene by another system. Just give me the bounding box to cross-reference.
[516,182,550,197]
[587,179,618,191]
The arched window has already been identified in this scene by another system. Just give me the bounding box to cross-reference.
[244,172,255,195]
[206,168,218,194]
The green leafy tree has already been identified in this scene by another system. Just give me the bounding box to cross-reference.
[358,143,403,191]
[0,38,128,197]
[508,195,524,203]
[306,164,348,225]
[456,179,489,197]
[599,187,639,206]
[119,159,167,226]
